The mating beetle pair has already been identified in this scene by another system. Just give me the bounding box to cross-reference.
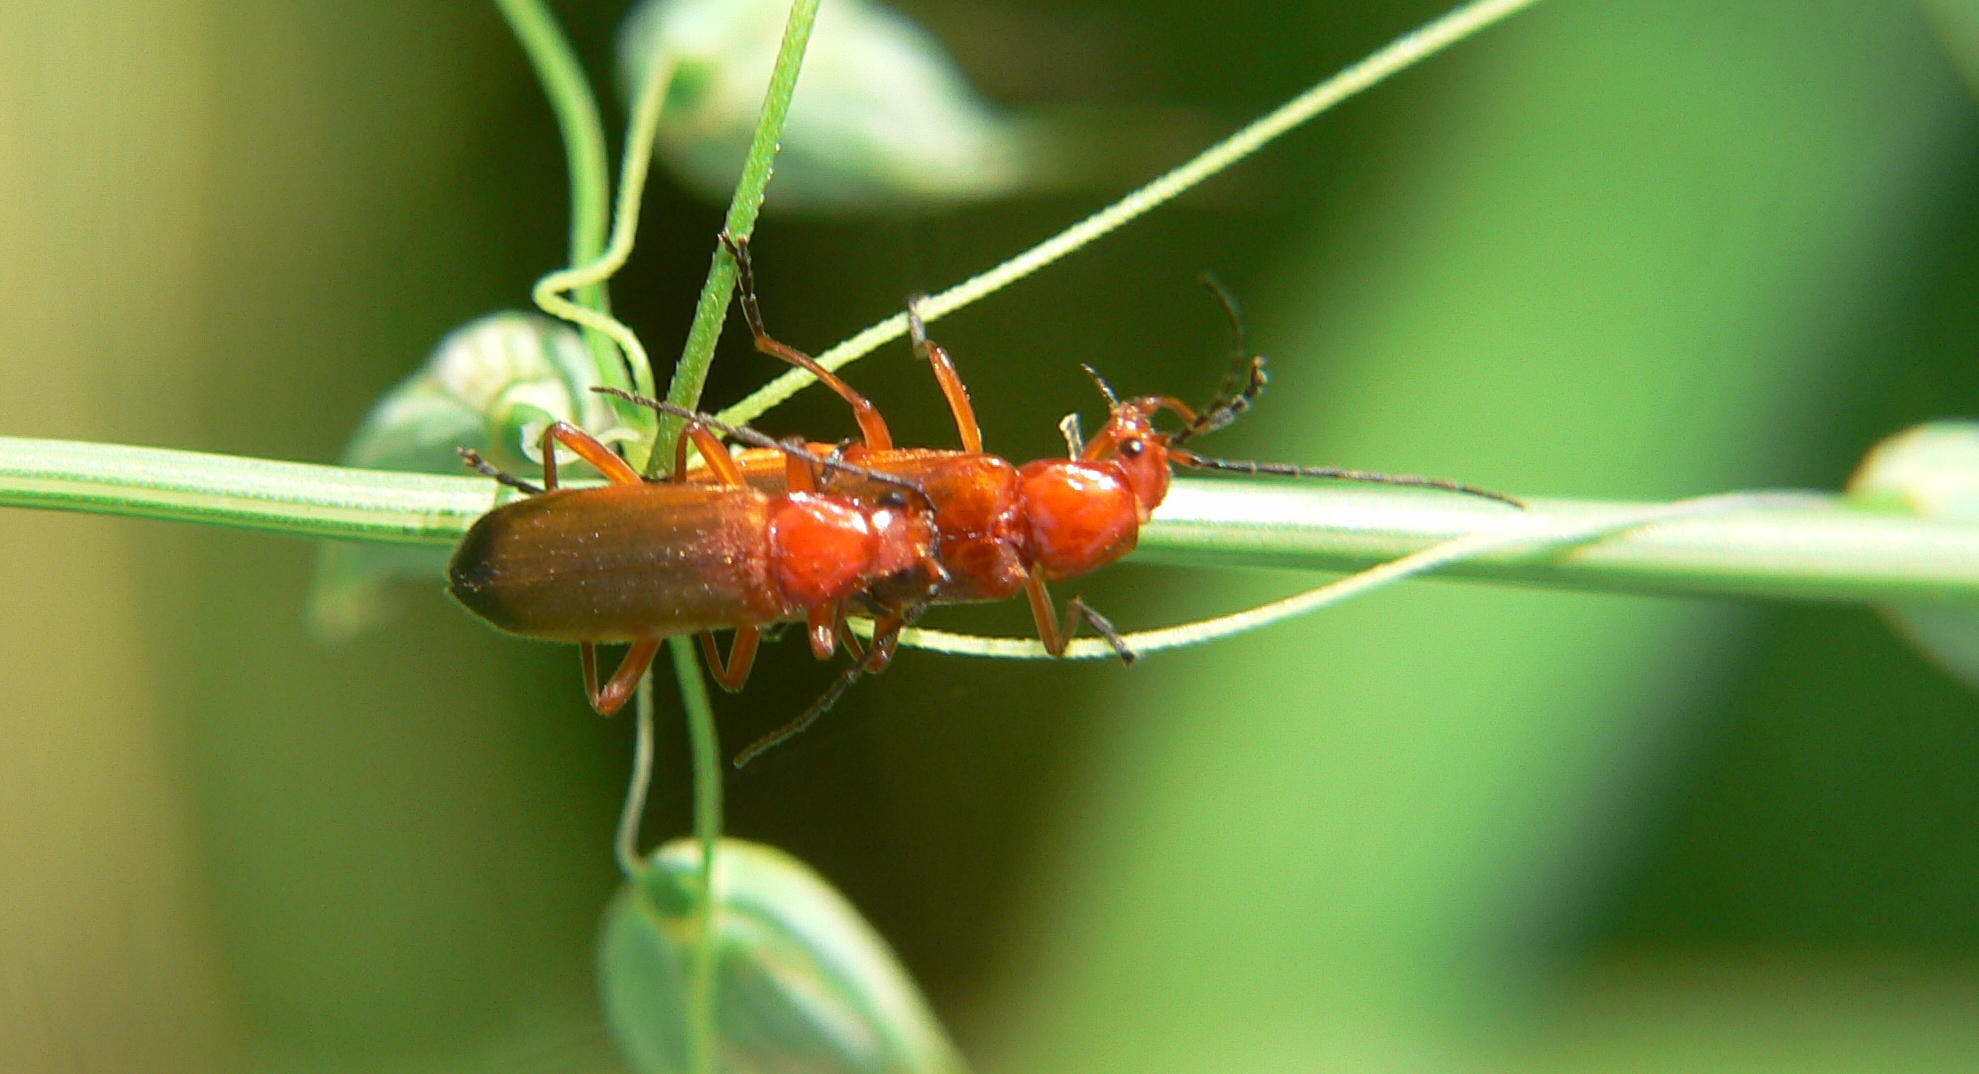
[448,235,1520,761]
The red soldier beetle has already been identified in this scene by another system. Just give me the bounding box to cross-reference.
[709,233,1523,669]
[447,405,946,719]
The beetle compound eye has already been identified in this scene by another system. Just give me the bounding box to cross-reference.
[1120,439,1146,459]
[877,491,909,509]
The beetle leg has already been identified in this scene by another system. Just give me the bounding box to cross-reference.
[833,603,868,662]
[863,607,905,673]
[541,421,641,489]
[698,628,762,692]
[721,231,894,451]
[824,601,904,673]
[782,437,820,494]
[1023,572,1136,664]
[806,605,837,660]
[1064,596,1135,665]
[583,639,664,716]
[670,421,768,693]
[907,295,985,454]
[674,421,745,485]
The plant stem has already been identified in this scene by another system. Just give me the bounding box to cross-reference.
[1140,482,1979,606]
[668,636,724,1074]
[8,436,1976,607]
[0,437,490,541]
[591,4,825,1069]
[649,0,823,474]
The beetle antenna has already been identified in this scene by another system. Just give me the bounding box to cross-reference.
[457,447,544,496]
[1172,275,1270,445]
[732,596,936,768]
[1169,449,1525,509]
[1080,363,1121,407]
[593,387,929,501]
[1173,354,1269,444]
[1197,271,1248,361]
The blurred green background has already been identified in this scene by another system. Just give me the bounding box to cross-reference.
[5,1,1979,1071]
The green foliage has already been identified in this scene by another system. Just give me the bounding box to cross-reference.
[601,839,965,1074]
[1850,421,1979,686]
[3,1,1978,1073]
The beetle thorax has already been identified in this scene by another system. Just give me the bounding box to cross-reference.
[767,494,886,607]
[1015,459,1141,581]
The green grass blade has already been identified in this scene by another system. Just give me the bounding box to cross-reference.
[11,437,1976,609]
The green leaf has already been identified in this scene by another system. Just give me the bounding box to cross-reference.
[1849,421,1979,687]
[617,0,1175,212]
[308,313,622,640]
[600,838,967,1074]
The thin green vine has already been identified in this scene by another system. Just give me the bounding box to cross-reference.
[491,0,618,392]
[527,43,678,438]
[717,0,1552,430]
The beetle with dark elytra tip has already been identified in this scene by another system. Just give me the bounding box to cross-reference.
[446,401,947,722]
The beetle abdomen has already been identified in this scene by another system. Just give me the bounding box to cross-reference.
[449,483,790,642]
